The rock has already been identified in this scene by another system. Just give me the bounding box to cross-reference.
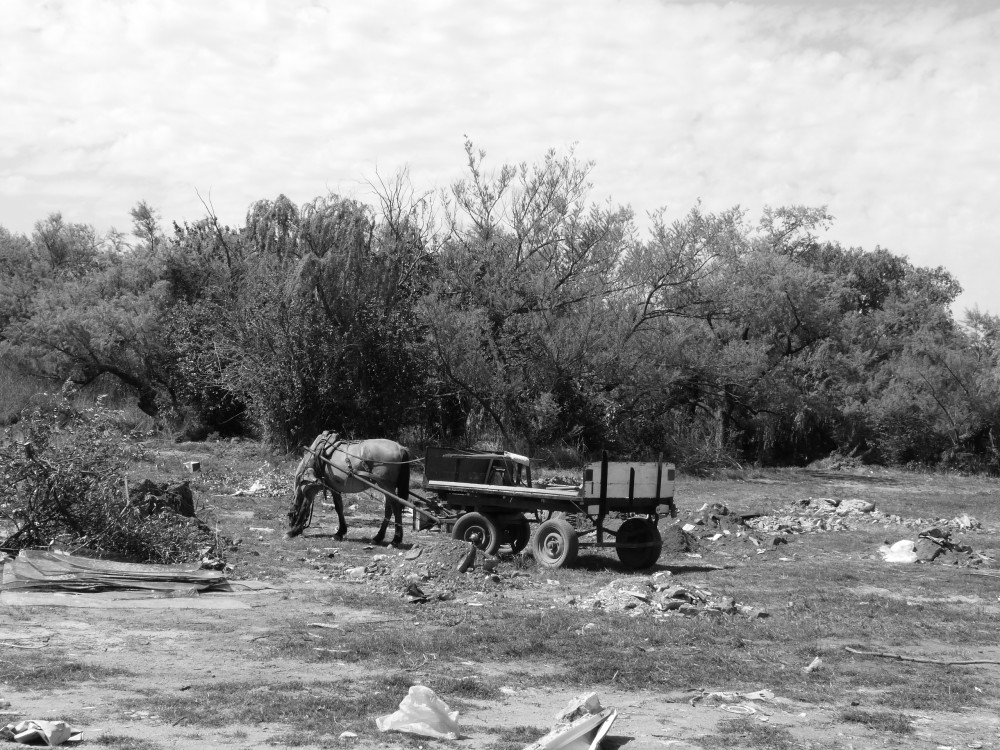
[837,498,876,515]
[914,538,943,562]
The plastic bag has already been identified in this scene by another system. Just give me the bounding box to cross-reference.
[376,685,461,740]
[880,539,918,563]
[1,720,81,746]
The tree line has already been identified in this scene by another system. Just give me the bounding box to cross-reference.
[2,143,999,472]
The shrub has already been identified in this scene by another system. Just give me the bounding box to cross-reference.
[0,387,225,563]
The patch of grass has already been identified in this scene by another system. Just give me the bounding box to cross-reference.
[120,675,415,741]
[0,651,130,690]
[700,717,797,749]
[94,735,164,749]
[838,707,913,733]
[487,725,545,750]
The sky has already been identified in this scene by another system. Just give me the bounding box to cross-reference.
[1,0,998,314]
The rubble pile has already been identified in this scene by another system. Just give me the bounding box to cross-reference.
[882,526,996,567]
[571,575,768,620]
[682,503,788,552]
[747,497,992,536]
[299,538,532,599]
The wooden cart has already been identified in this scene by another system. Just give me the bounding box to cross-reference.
[418,447,676,569]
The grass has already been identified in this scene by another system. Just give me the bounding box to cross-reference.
[0,650,130,690]
[93,736,164,750]
[486,725,546,750]
[118,673,451,744]
[700,717,799,749]
[838,707,914,733]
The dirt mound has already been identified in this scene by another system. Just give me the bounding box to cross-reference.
[315,537,534,601]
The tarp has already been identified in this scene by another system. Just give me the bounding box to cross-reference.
[0,550,229,594]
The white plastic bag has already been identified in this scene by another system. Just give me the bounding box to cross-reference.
[1,720,80,746]
[880,539,918,563]
[376,685,461,740]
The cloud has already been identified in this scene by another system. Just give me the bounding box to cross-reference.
[0,0,998,312]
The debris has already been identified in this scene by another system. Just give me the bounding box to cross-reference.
[456,544,477,573]
[844,646,1000,666]
[880,540,918,564]
[523,693,617,750]
[574,578,763,619]
[129,479,195,518]
[1,720,81,746]
[184,461,201,473]
[802,656,823,673]
[375,685,461,740]
[0,550,229,595]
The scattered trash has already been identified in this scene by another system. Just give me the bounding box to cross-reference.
[573,578,765,620]
[881,540,918,564]
[1,720,81,746]
[802,656,823,673]
[879,528,993,567]
[376,685,461,740]
[523,692,617,750]
[184,461,201,473]
[338,730,357,739]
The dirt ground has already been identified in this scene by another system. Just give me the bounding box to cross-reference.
[3,448,1000,749]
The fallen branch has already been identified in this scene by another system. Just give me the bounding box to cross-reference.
[845,646,1000,666]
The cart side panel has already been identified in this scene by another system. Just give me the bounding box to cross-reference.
[582,461,675,502]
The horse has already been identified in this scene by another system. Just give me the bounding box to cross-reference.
[286,431,412,546]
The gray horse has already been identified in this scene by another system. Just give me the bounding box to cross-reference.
[287,431,411,546]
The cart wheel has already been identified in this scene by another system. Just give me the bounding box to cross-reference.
[532,519,578,568]
[503,518,531,554]
[452,512,502,555]
[616,518,662,569]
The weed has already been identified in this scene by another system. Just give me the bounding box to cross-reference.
[700,717,797,749]
[838,707,913,733]
[94,735,164,749]
[487,725,545,750]
[0,651,129,690]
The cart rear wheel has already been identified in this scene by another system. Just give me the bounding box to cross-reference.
[452,512,501,555]
[503,518,531,554]
[616,518,662,569]
[532,519,578,568]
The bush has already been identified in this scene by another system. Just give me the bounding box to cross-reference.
[0,388,225,563]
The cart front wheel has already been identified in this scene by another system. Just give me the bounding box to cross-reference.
[503,518,532,554]
[532,519,578,568]
[452,512,501,555]
[616,518,662,569]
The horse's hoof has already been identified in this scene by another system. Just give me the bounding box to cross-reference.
[286,529,302,539]
[334,533,344,541]
[372,537,385,546]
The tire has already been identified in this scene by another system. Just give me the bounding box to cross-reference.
[615,518,662,569]
[452,512,502,555]
[531,519,579,569]
[503,518,531,554]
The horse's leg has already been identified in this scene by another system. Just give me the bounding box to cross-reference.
[333,490,348,540]
[372,493,391,545]
[390,496,404,547]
